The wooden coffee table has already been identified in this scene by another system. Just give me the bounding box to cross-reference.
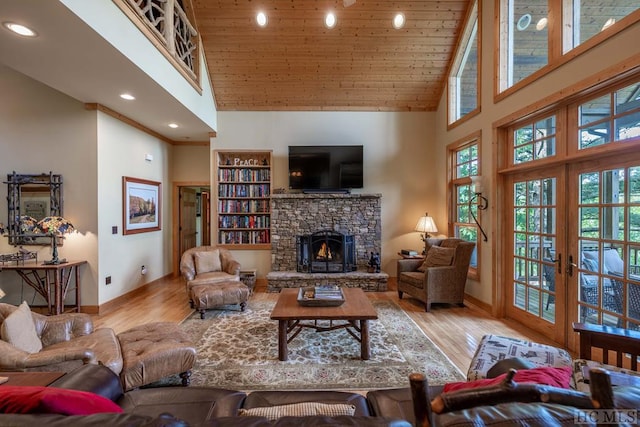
[270,287,378,361]
[0,371,65,387]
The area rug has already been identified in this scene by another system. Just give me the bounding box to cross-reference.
[177,300,465,391]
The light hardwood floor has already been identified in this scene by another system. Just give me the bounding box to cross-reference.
[92,276,565,374]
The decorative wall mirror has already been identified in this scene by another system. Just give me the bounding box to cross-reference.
[4,172,63,246]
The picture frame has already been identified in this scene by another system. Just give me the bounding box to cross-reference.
[122,177,161,235]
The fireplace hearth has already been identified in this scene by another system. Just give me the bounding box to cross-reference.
[297,230,356,273]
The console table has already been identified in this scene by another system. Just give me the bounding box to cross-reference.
[0,260,87,315]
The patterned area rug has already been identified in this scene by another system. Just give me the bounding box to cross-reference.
[178,300,464,391]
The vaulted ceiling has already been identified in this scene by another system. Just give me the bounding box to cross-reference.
[192,0,471,111]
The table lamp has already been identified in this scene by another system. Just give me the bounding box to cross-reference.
[415,213,438,255]
[37,216,75,265]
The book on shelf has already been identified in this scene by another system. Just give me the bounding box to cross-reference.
[401,249,418,256]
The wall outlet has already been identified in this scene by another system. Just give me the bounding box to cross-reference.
[105,276,111,285]
[141,265,147,275]
[112,226,118,234]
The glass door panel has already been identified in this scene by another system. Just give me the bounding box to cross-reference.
[570,163,640,332]
[506,167,566,343]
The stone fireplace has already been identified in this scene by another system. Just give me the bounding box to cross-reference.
[267,193,387,291]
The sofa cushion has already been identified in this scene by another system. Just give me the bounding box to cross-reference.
[0,301,42,354]
[417,246,454,272]
[239,402,356,420]
[398,272,424,288]
[443,366,573,393]
[0,386,122,415]
[195,250,222,274]
[467,334,573,381]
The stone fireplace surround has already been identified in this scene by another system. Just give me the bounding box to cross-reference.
[266,193,388,292]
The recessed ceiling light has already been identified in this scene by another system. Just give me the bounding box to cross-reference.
[536,17,548,31]
[325,12,337,29]
[120,93,135,101]
[256,12,267,27]
[393,13,405,29]
[3,22,37,37]
[168,123,179,129]
[602,18,616,31]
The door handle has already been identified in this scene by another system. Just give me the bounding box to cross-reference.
[567,254,578,276]
[550,254,562,274]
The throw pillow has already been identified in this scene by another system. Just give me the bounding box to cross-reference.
[442,365,573,393]
[0,386,123,415]
[0,301,42,354]
[194,250,222,274]
[417,246,455,272]
[238,403,356,421]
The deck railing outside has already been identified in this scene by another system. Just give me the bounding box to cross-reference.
[124,0,198,79]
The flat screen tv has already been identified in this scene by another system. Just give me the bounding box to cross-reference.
[289,145,363,191]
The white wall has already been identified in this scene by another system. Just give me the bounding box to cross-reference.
[0,65,99,306]
[96,112,172,305]
[212,111,437,278]
[433,3,640,305]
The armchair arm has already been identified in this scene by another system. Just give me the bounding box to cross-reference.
[34,313,94,347]
[0,340,95,370]
[180,259,196,281]
[397,259,424,274]
[224,259,241,276]
[424,266,464,300]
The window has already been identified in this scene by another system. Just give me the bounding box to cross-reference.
[578,80,640,150]
[564,1,639,53]
[513,114,557,164]
[499,0,549,90]
[498,1,640,94]
[449,135,481,273]
[448,0,480,124]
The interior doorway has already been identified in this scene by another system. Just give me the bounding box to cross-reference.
[172,182,210,276]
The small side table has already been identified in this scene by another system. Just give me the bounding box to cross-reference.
[397,252,425,260]
[240,269,257,294]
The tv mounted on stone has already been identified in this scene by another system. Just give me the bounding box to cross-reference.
[288,145,363,192]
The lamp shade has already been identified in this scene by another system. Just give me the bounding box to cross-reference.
[414,215,438,234]
[37,216,75,235]
[0,288,5,300]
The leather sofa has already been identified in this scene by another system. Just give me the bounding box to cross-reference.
[2,363,639,426]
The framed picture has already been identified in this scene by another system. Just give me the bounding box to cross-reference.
[122,177,161,235]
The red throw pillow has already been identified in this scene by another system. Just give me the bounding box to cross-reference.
[443,366,573,393]
[0,386,123,415]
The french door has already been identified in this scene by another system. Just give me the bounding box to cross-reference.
[504,156,640,350]
[505,166,567,344]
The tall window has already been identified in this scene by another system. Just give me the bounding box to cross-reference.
[448,0,480,125]
[449,136,481,273]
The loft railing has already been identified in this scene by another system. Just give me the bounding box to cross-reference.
[120,0,198,80]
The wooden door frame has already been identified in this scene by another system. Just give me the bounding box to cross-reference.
[172,181,209,277]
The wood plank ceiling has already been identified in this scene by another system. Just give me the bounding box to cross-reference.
[191,0,471,111]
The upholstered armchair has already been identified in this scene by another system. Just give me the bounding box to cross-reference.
[397,238,475,312]
[0,302,123,374]
[180,245,241,295]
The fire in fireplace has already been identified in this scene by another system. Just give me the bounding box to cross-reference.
[296,230,356,273]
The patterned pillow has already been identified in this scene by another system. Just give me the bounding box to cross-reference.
[0,301,42,354]
[194,250,222,274]
[238,403,356,420]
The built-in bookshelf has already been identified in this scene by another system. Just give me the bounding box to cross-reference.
[214,150,272,249]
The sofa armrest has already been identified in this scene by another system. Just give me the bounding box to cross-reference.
[224,259,241,277]
[0,340,95,370]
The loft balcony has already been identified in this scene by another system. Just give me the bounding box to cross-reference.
[115,0,199,87]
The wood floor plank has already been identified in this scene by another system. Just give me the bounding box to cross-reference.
[92,276,569,375]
